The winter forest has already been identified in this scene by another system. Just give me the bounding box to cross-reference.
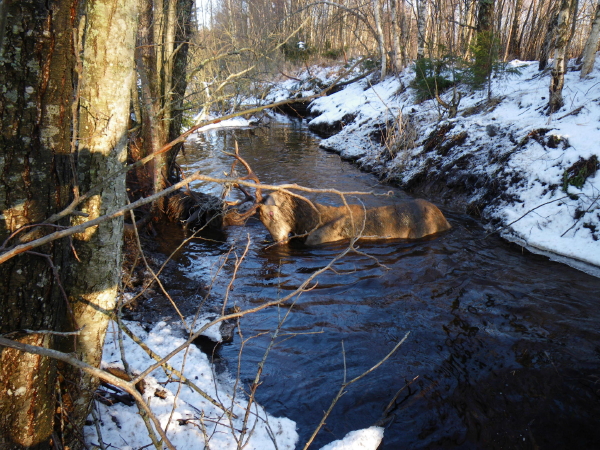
[1,0,600,449]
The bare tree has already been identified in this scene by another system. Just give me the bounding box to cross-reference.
[0,0,138,447]
[506,0,524,59]
[417,0,428,59]
[580,0,600,77]
[549,0,579,113]
[373,0,387,79]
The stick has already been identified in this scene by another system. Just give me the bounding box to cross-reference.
[0,337,177,450]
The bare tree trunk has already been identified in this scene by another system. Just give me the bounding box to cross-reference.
[549,0,579,113]
[580,0,600,77]
[417,0,428,59]
[0,0,138,447]
[506,0,524,59]
[0,1,74,446]
[62,0,138,445]
[539,1,561,71]
[373,0,387,79]
[137,0,168,210]
[461,0,477,58]
[390,0,404,71]
[136,0,194,209]
[167,0,195,181]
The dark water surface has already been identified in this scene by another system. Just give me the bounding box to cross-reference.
[162,120,600,449]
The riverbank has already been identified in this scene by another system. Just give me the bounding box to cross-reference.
[264,57,600,276]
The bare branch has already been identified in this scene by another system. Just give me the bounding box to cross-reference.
[0,337,177,450]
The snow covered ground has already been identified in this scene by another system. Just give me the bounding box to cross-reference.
[84,319,383,450]
[265,57,600,276]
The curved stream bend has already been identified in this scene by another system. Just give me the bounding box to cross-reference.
[156,120,600,449]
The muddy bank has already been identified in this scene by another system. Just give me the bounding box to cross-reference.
[265,61,600,275]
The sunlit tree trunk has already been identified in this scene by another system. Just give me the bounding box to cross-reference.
[417,0,428,59]
[0,1,74,446]
[549,0,579,113]
[63,0,138,443]
[390,0,404,71]
[580,0,600,77]
[373,0,387,79]
[0,0,138,447]
[136,0,194,209]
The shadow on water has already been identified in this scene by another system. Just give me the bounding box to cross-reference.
[157,120,600,449]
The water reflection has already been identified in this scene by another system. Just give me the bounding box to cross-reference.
[159,121,600,449]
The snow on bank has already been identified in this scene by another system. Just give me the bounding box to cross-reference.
[269,57,600,275]
[192,115,255,132]
[84,319,298,449]
[85,319,382,449]
[318,426,384,450]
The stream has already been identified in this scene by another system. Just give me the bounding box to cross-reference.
[155,119,600,449]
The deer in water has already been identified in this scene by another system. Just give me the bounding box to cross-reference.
[222,151,451,245]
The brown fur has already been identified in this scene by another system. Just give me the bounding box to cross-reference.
[257,191,451,245]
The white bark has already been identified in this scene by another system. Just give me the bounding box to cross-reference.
[417,0,428,59]
[373,0,387,79]
[390,0,403,71]
[581,0,600,78]
[69,0,139,427]
[549,0,579,113]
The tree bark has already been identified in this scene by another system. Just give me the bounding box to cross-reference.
[549,0,579,113]
[580,0,600,77]
[63,0,138,442]
[390,0,404,72]
[0,0,138,447]
[136,0,194,209]
[506,0,523,59]
[373,0,387,80]
[168,0,195,171]
[539,1,561,71]
[0,1,74,447]
[417,0,428,60]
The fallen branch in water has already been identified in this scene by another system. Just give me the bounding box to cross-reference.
[302,331,410,450]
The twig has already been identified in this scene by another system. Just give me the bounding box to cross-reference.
[223,236,252,315]
[0,336,177,450]
[302,332,410,450]
[128,207,189,331]
[89,402,108,450]
[0,328,84,337]
[117,320,236,418]
[131,244,356,385]
[560,193,600,237]
[556,105,584,120]
[238,303,297,450]
[0,174,383,265]
[116,304,164,450]
[485,195,571,238]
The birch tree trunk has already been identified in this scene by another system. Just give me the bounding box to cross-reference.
[580,0,600,77]
[373,0,387,80]
[390,0,404,71]
[417,0,428,59]
[549,0,579,113]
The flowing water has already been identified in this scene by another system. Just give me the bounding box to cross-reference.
[158,119,600,449]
